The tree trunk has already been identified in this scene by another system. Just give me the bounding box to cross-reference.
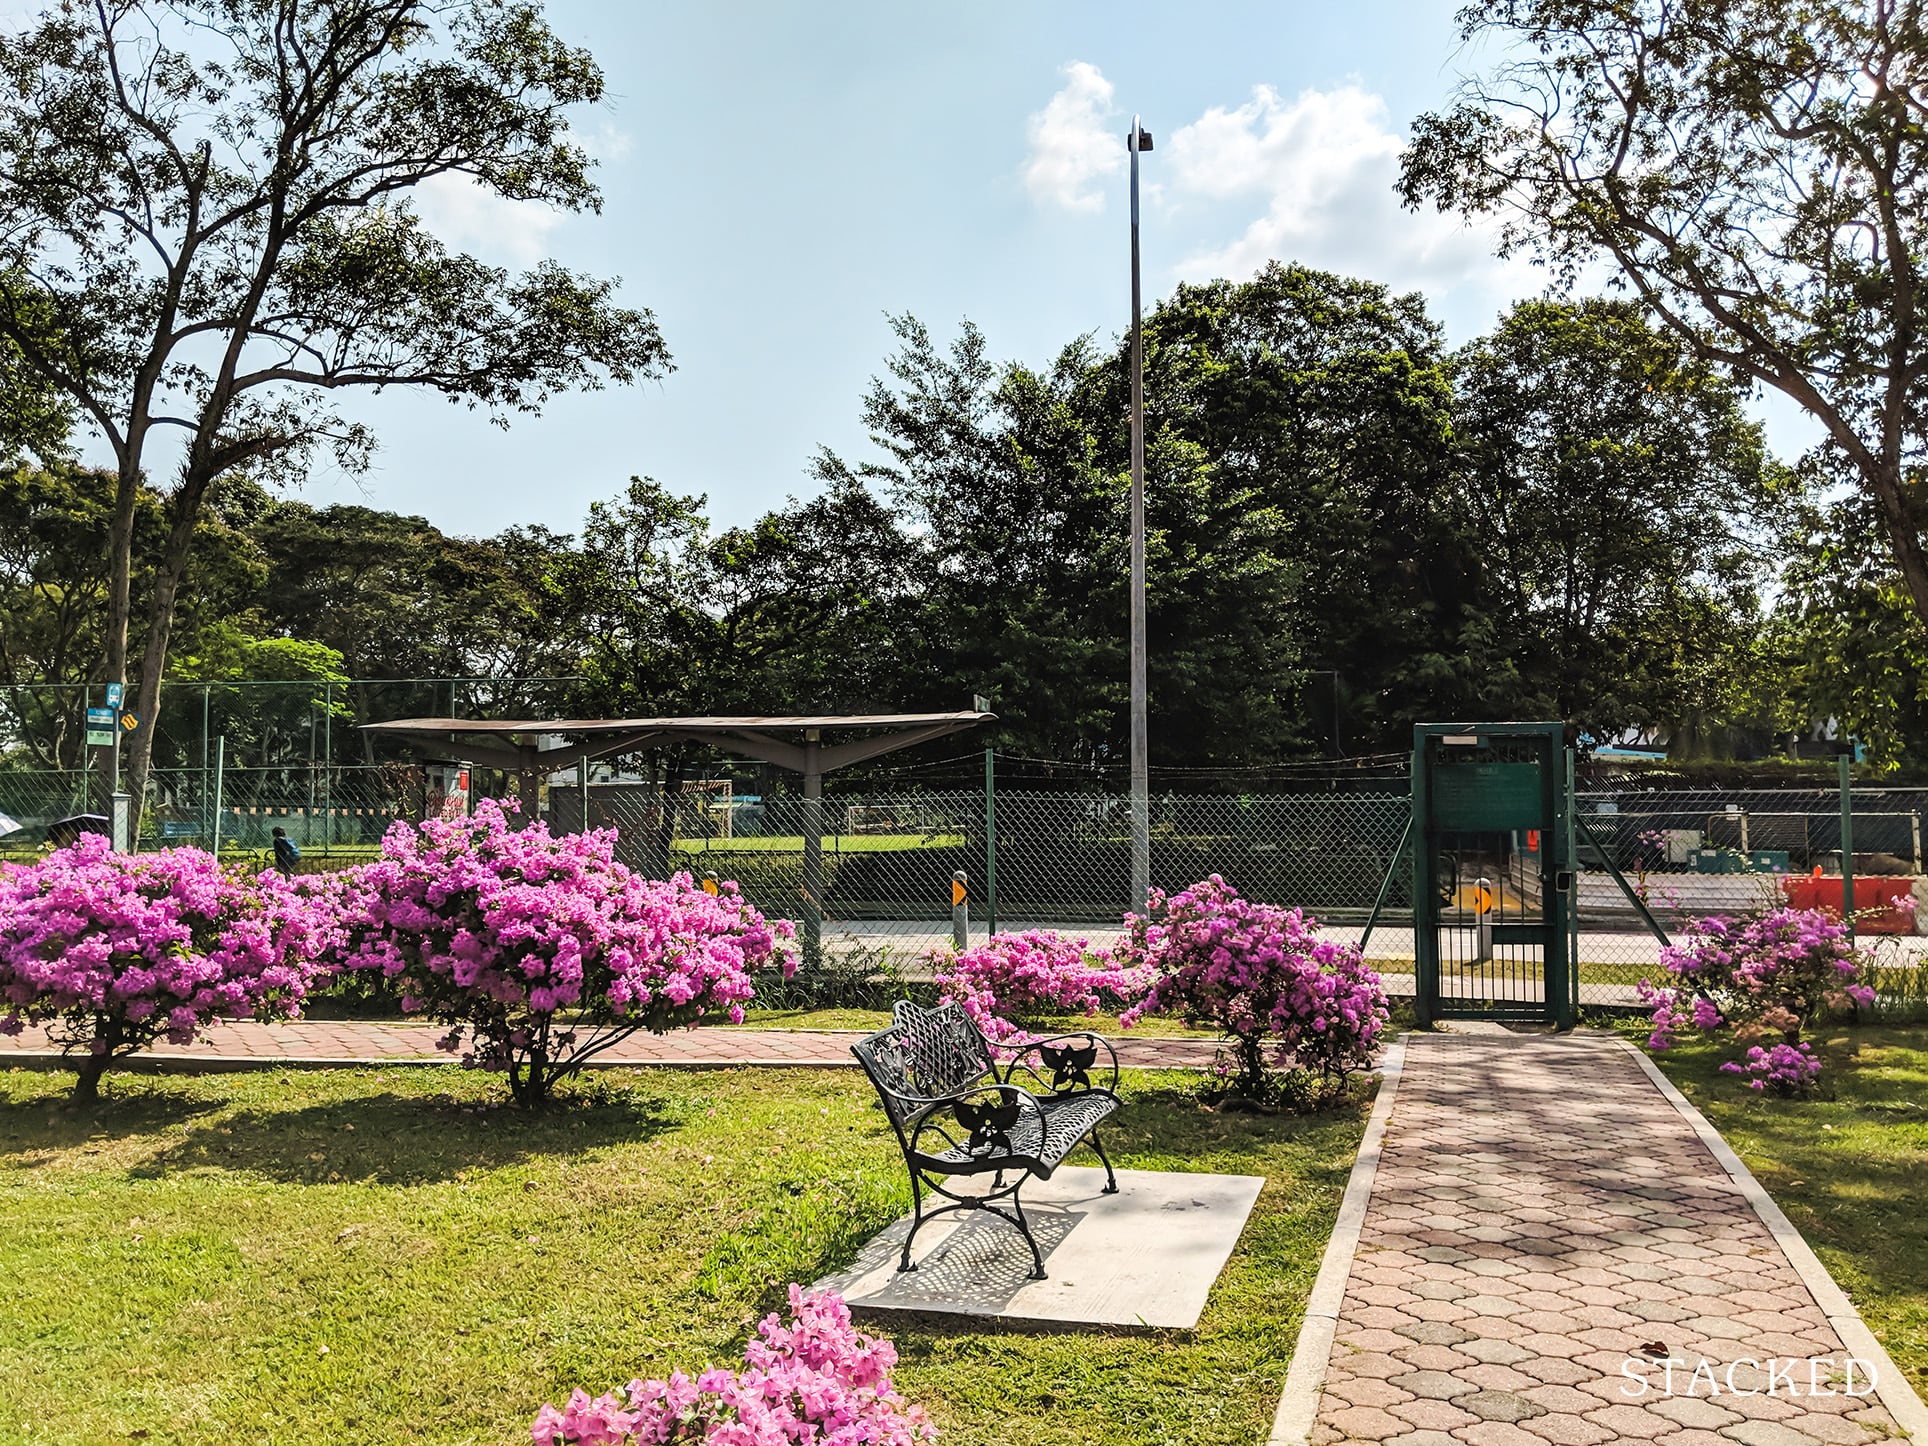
[71,1052,108,1102]
[1865,456,1928,634]
[102,450,146,686]
[122,472,217,837]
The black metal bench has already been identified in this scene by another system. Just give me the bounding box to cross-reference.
[850,1000,1121,1280]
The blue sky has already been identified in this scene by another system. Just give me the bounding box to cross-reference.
[170,2,1816,534]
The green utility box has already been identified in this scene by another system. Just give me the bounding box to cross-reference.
[1688,848,1790,874]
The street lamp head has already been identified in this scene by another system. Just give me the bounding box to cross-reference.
[1131,125,1153,153]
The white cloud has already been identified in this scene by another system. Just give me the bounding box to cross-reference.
[1163,82,1536,321]
[1023,61,1127,213]
[412,171,565,267]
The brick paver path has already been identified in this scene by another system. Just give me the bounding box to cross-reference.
[1312,1032,1903,1446]
[0,1019,1219,1070]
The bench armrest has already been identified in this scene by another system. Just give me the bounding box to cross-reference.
[1000,1031,1119,1095]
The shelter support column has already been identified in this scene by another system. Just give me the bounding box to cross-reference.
[802,734,823,966]
[517,760,540,827]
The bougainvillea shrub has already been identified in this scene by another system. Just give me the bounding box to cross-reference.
[1115,875,1388,1106]
[531,1285,934,1445]
[331,800,794,1104]
[930,929,1149,1044]
[1640,906,1876,1095]
[0,836,331,1099]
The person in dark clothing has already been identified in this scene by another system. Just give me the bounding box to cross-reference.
[271,826,300,876]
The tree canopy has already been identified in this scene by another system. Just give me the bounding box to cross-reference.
[4,269,1837,781]
[1399,0,1928,642]
[0,0,668,816]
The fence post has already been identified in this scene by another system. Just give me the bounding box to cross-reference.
[1839,743,1856,950]
[201,683,211,848]
[952,870,969,952]
[211,736,225,856]
[801,737,823,967]
[984,749,997,937]
[577,755,590,834]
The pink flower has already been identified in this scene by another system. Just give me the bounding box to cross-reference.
[1642,905,1875,1094]
[324,800,794,1103]
[532,1287,935,1444]
[928,930,1147,1046]
[1111,876,1387,1101]
[0,836,331,1089]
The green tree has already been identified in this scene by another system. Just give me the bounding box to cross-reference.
[0,464,264,769]
[1115,264,1468,752]
[0,0,670,822]
[1768,490,1928,766]
[1399,1,1928,635]
[247,500,581,755]
[1451,299,1782,742]
[814,317,1146,763]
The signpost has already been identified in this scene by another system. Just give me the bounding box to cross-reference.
[951,871,969,951]
[83,697,137,847]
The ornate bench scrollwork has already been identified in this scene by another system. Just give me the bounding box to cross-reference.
[851,1001,1122,1280]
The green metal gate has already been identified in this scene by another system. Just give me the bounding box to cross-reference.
[1411,723,1576,1028]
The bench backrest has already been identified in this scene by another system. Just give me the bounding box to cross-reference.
[851,1000,997,1129]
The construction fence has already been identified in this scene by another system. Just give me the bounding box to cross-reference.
[3,763,1924,1013]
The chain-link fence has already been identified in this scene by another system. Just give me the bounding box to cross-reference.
[6,756,1923,1015]
[0,764,433,864]
[1568,787,1928,1007]
[546,781,1415,973]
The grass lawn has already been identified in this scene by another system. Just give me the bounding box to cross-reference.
[1636,1023,1928,1393]
[0,1063,1368,1446]
[675,834,965,854]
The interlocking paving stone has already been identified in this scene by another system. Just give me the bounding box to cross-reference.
[1306,1033,1905,1445]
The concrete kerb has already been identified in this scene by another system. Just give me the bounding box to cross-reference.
[1265,1035,1407,1446]
[1617,1037,1928,1439]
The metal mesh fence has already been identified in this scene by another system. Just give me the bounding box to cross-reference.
[5,760,1923,1015]
[1568,787,1928,1008]
[549,784,1415,974]
[0,764,428,864]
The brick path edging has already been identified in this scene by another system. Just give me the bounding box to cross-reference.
[0,1021,1222,1074]
[1269,1037,1410,1445]
[1615,1039,1928,1441]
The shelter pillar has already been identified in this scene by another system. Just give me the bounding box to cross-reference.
[517,762,540,827]
[801,734,823,966]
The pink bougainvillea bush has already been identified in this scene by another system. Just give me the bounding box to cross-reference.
[1115,875,1389,1106]
[330,799,795,1104]
[1640,906,1875,1095]
[930,929,1149,1045]
[0,836,331,1100]
[532,1285,935,1445]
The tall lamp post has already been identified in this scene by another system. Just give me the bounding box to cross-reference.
[1128,115,1153,912]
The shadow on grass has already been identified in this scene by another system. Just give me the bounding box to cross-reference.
[0,1088,224,1153]
[122,1087,691,1185]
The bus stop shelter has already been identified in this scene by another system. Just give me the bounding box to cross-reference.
[360,711,995,955]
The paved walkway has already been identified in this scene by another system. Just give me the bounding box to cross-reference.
[0,1019,1221,1070]
[1306,1031,1911,1446]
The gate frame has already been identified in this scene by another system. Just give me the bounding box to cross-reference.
[1411,723,1576,1030]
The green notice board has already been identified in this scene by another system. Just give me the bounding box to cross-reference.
[1431,761,1542,831]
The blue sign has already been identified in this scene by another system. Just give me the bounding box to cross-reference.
[104,683,124,707]
[86,707,116,724]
